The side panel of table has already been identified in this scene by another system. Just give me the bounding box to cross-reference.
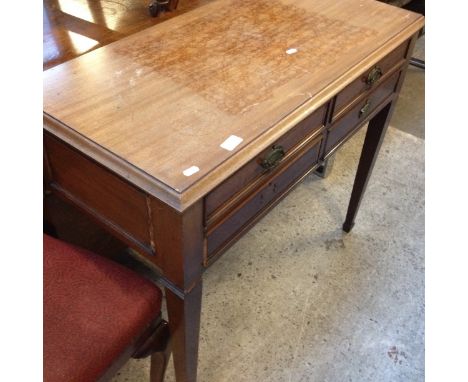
[44,134,158,259]
[44,133,205,382]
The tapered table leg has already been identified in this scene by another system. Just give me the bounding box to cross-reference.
[167,0,179,11]
[343,101,395,233]
[166,283,203,382]
[314,154,336,178]
[150,199,204,382]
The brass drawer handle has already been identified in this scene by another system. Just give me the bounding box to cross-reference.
[366,66,383,87]
[359,100,371,118]
[261,145,285,170]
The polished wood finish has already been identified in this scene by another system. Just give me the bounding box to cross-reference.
[44,133,157,258]
[332,40,409,118]
[343,102,394,233]
[43,0,424,212]
[45,144,205,379]
[324,70,401,155]
[43,1,424,380]
[43,0,212,71]
[150,199,204,293]
[166,283,202,382]
[134,318,172,382]
[205,105,326,219]
[98,314,171,382]
[150,200,204,381]
[342,35,418,233]
[207,135,322,259]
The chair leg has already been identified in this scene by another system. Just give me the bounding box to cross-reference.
[314,155,335,178]
[150,344,172,382]
[409,57,425,70]
[43,219,58,237]
[133,316,172,382]
[148,0,169,17]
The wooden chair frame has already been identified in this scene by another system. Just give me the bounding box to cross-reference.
[97,313,172,382]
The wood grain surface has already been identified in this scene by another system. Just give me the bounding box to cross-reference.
[43,0,212,70]
[43,0,424,211]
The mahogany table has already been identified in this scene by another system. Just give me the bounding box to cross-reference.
[43,0,424,380]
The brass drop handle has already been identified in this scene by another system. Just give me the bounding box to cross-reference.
[366,66,382,87]
[261,145,285,170]
[359,100,371,118]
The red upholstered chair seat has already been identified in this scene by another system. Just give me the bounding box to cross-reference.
[44,235,163,382]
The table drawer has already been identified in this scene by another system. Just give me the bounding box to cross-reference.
[324,70,400,155]
[333,40,409,119]
[206,135,322,259]
[205,105,326,219]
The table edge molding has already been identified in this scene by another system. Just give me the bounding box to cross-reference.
[43,15,424,212]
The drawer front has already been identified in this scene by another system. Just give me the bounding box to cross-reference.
[205,105,326,218]
[44,133,155,257]
[206,136,322,258]
[333,40,409,119]
[324,70,400,155]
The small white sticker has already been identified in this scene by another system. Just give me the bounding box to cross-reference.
[286,48,298,55]
[183,166,200,177]
[220,135,243,151]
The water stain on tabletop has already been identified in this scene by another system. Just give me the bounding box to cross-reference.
[114,0,375,114]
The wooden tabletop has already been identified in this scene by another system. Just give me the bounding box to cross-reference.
[43,0,424,211]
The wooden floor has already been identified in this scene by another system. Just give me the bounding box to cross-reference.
[43,0,212,70]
